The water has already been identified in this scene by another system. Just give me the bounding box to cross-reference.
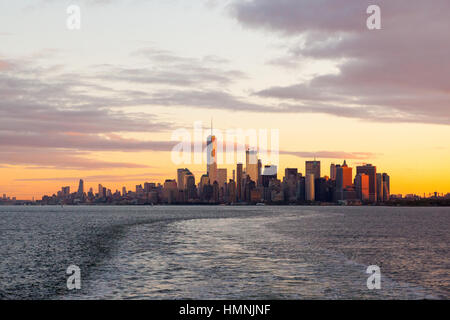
[0,206,448,299]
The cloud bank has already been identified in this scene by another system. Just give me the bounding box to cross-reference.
[230,0,450,125]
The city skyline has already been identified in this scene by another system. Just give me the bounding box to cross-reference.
[1,143,449,200]
[1,1,449,199]
[31,155,396,205]
[3,140,447,204]
[9,153,447,205]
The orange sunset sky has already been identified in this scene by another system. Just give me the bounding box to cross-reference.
[0,0,449,199]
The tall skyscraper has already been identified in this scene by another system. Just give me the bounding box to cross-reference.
[183,171,194,190]
[177,169,186,190]
[236,163,243,202]
[330,163,337,181]
[355,173,369,201]
[177,168,192,190]
[305,174,315,201]
[207,134,217,184]
[335,160,353,200]
[257,159,262,187]
[246,148,258,183]
[227,179,236,204]
[77,179,84,197]
[185,174,196,200]
[356,164,377,202]
[382,173,390,202]
[163,179,178,204]
[376,173,384,202]
[338,160,353,189]
[199,174,210,197]
[284,168,298,202]
[306,160,321,180]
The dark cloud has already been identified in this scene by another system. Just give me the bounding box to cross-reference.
[232,0,450,125]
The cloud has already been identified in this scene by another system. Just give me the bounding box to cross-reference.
[95,47,245,88]
[231,0,450,125]
[133,89,276,112]
[15,172,166,182]
[0,148,150,170]
[0,52,179,169]
[0,132,176,152]
[280,150,376,160]
[0,59,14,71]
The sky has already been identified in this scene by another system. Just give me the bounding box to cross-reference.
[0,0,449,199]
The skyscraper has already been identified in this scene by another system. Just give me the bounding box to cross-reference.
[183,171,194,189]
[246,148,258,183]
[185,174,196,200]
[262,165,278,188]
[207,134,217,184]
[236,163,243,202]
[199,174,210,197]
[306,160,321,180]
[338,160,353,189]
[177,169,186,190]
[376,173,384,202]
[177,168,192,190]
[305,174,315,201]
[257,159,262,187]
[335,160,353,200]
[357,164,377,202]
[355,173,369,201]
[62,186,70,197]
[382,173,390,202]
[284,168,298,203]
[77,179,84,197]
[330,163,336,181]
[163,180,178,204]
[217,168,227,188]
[227,179,236,204]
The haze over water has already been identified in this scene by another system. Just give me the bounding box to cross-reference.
[0,206,448,299]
